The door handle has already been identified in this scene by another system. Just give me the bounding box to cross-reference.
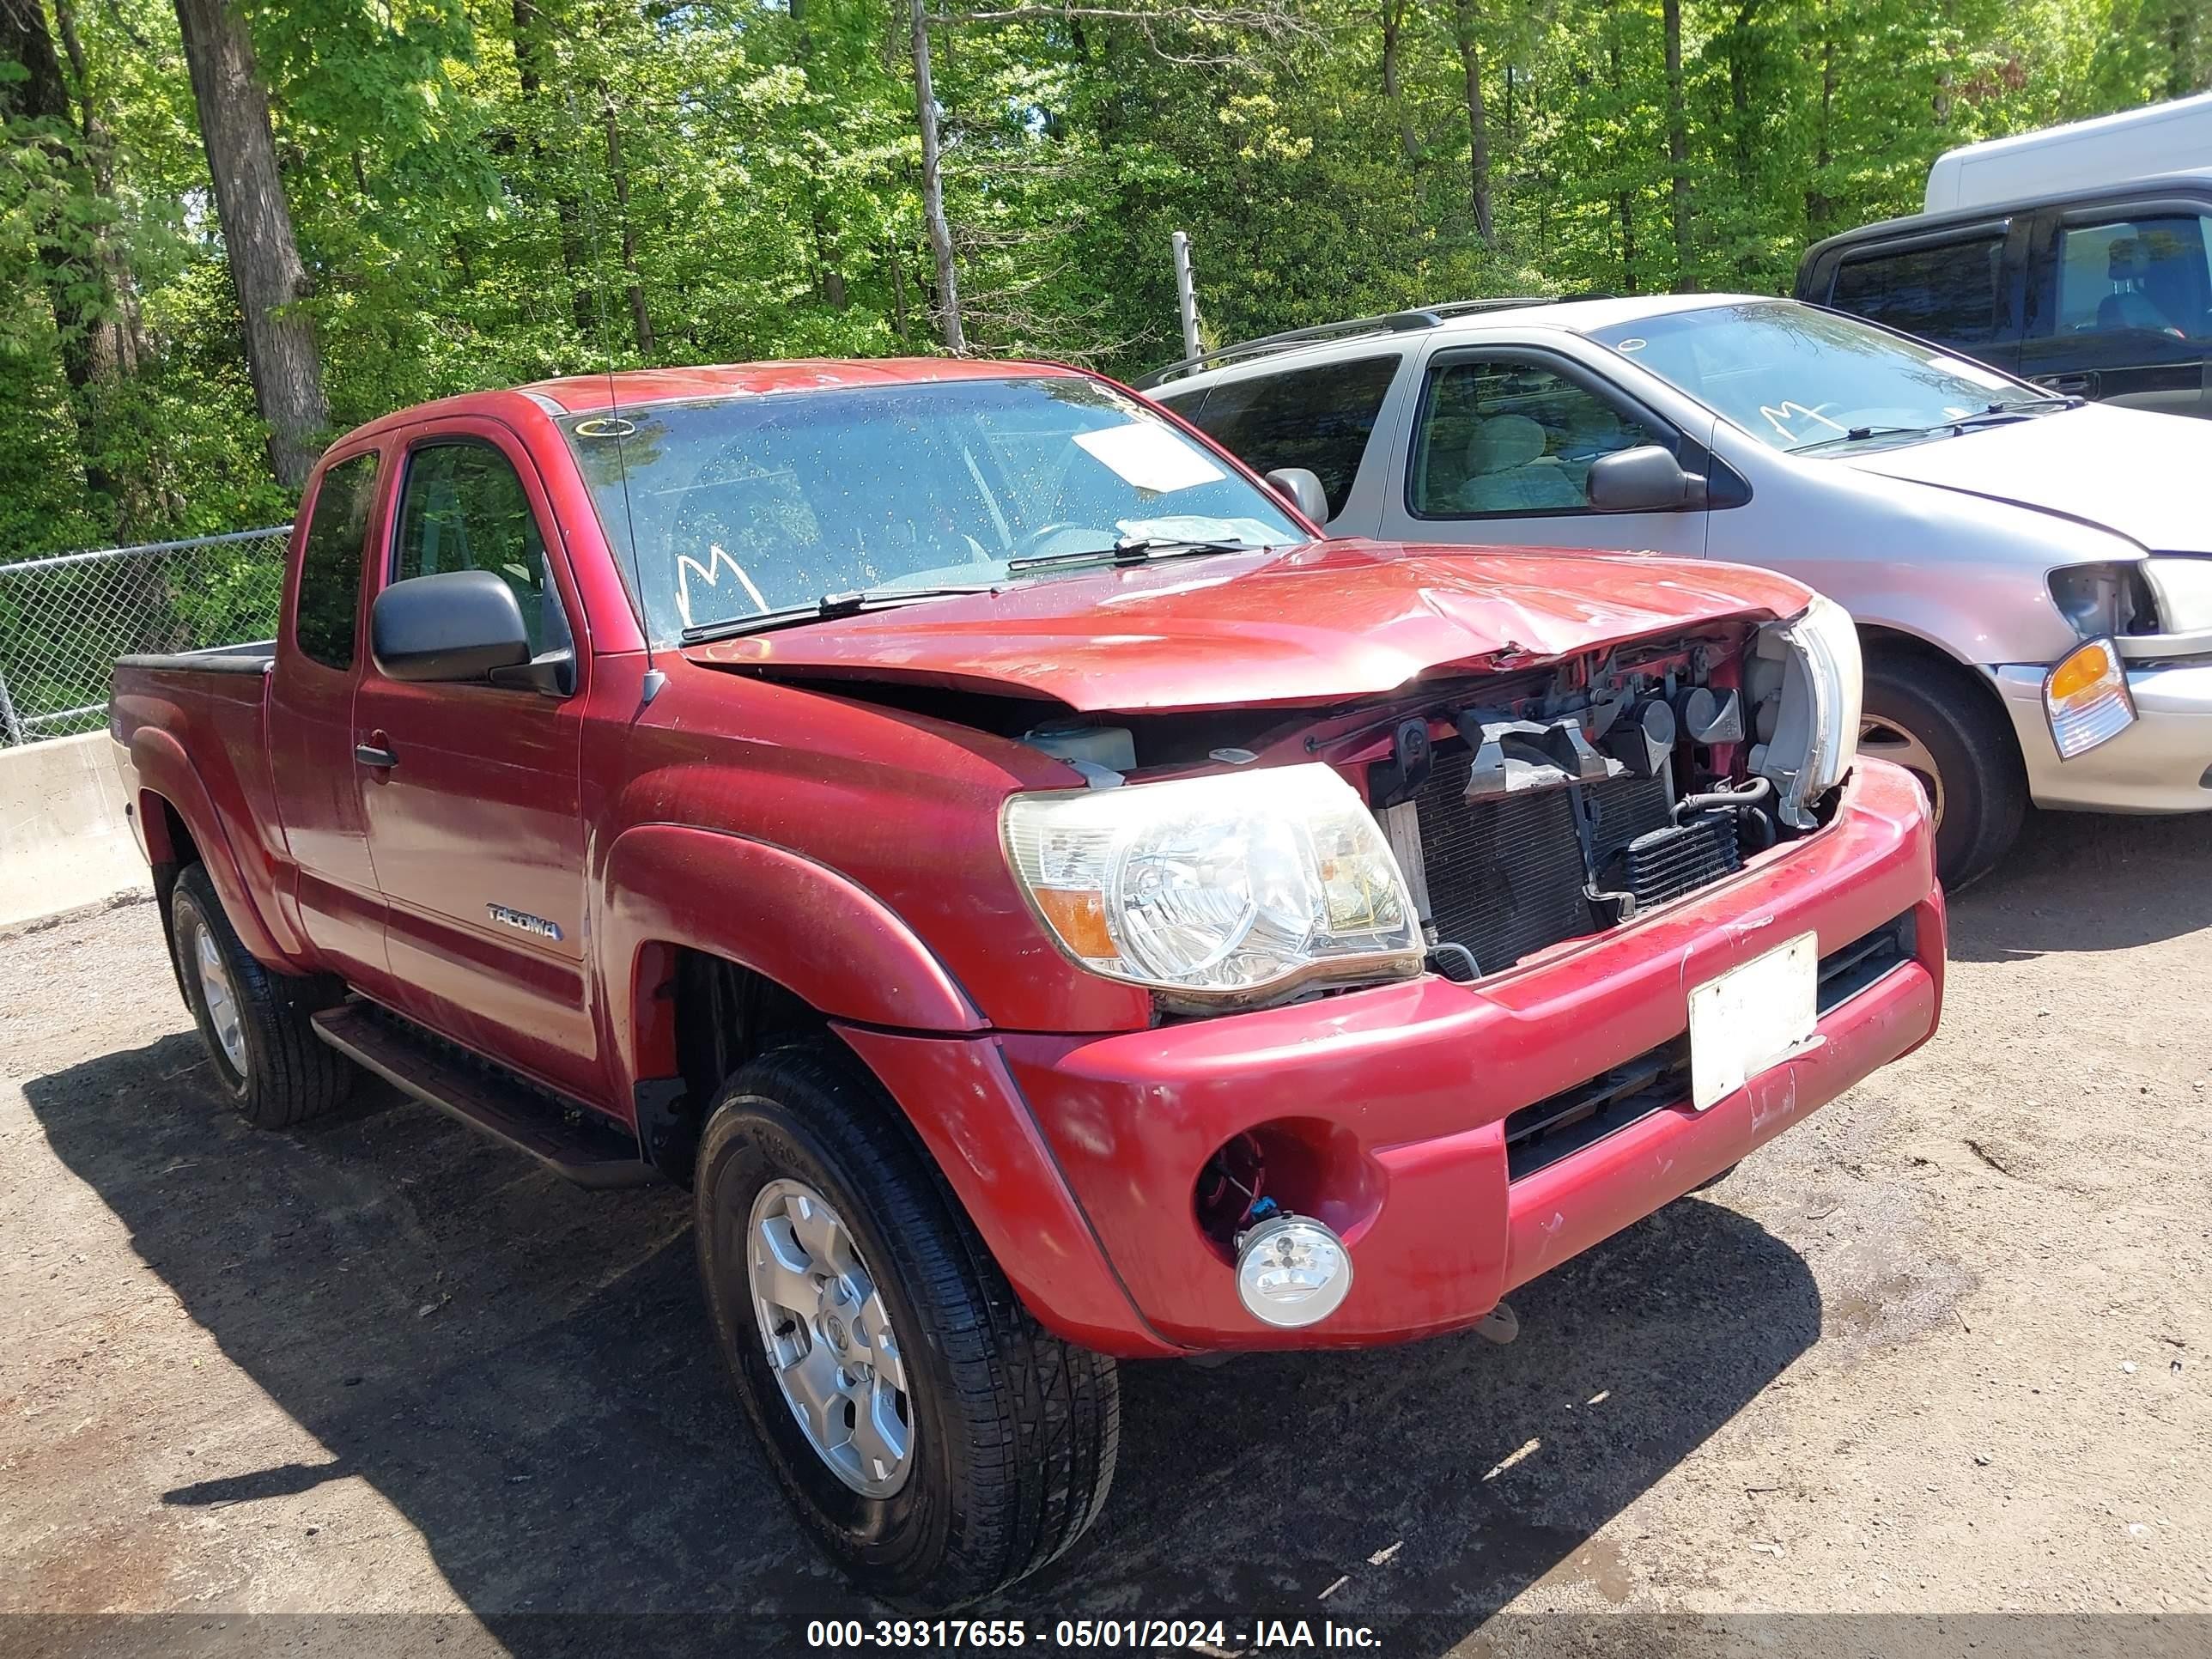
[2036,371,2099,398]
[354,740,398,769]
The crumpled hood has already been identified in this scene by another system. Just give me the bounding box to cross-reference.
[682,538,1811,713]
[1841,403,2212,553]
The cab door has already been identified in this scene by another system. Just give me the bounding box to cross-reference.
[1374,343,1713,557]
[349,419,601,1101]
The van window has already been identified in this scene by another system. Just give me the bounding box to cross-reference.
[394,442,568,658]
[293,452,379,672]
[1408,359,1662,515]
[2051,215,2212,341]
[1830,235,2005,346]
[1164,355,1401,520]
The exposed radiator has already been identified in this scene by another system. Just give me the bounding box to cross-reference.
[1411,744,1739,973]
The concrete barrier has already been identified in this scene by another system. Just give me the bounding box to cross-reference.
[0,732,152,931]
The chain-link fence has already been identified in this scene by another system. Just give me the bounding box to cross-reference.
[0,526,293,746]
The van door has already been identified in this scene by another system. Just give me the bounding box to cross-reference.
[2020,198,2212,416]
[1820,219,2029,371]
[1372,344,1711,558]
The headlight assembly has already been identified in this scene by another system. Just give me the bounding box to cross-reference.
[1003,763,1422,1010]
[2142,556,2212,635]
[1755,594,1863,830]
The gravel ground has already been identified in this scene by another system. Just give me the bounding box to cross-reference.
[3,808,2209,1659]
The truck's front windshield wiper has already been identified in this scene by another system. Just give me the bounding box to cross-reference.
[1004,535,1259,575]
[680,585,996,645]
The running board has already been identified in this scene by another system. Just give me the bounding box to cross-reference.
[312,1003,656,1188]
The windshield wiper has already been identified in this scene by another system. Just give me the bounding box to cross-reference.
[680,585,995,645]
[1948,398,2081,431]
[1004,534,1258,575]
[1787,424,1939,455]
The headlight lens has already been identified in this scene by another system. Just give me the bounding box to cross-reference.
[1764,594,1863,828]
[1004,763,1422,1008]
[2142,556,2212,634]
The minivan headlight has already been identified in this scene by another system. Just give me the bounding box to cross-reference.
[1004,764,1422,1010]
[1759,595,1863,829]
[2142,556,2212,635]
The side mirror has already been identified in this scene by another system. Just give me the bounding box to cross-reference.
[1264,466,1330,526]
[1586,445,1709,514]
[371,569,532,684]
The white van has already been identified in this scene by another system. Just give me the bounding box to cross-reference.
[1924,90,2212,213]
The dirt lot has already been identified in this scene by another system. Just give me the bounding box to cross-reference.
[3,808,2209,1658]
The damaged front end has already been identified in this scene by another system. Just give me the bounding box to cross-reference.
[1360,595,1863,983]
[1004,597,1863,1007]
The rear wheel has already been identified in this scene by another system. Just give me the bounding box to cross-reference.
[694,1040,1118,1607]
[1860,648,2026,890]
[171,863,355,1128]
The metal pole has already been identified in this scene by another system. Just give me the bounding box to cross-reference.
[0,663,23,748]
[1171,230,1201,361]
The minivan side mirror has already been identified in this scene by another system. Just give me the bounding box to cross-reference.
[371,568,533,684]
[1586,445,1709,514]
[1263,466,1330,526]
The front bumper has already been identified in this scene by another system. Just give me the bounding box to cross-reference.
[1990,657,2212,813]
[853,759,1941,1357]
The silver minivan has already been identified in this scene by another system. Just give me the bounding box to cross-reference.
[1145,295,2212,885]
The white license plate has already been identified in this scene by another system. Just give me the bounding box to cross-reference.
[1687,932,1819,1111]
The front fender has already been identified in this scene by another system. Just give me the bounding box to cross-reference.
[597,823,983,1094]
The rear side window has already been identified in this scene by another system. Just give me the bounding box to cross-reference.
[394,442,568,657]
[2050,215,2212,340]
[1169,355,1401,520]
[293,452,379,671]
[1830,235,2004,346]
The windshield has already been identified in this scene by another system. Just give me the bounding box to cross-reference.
[560,374,1304,644]
[1585,301,2063,453]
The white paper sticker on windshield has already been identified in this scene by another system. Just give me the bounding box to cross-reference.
[1929,354,2015,391]
[1074,422,1226,494]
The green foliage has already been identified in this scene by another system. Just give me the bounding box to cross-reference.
[0,0,2204,562]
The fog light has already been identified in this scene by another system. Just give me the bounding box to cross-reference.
[2045,637,2136,760]
[1235,1212,1352,1328]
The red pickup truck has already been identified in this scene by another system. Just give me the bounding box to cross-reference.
[111,358,1944,1607]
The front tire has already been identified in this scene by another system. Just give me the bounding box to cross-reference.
[170,863,355,1128]
[694,1040,1119,1607]
[1860,648,2026,890]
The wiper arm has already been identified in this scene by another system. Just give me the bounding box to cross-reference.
[679,585,996,644]
[1949,398,2081,430]
[1787,424,1939,455]
[1005,534,1255,575]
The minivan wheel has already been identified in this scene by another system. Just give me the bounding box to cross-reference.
[170,863,356,1128]
[1860,650,2026,890]
[694,1040,1119,1607]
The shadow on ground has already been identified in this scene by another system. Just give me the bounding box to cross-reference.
[27,1036,1820,1656]
[1946,808,2212,962]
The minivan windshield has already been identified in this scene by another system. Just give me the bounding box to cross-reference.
[560,374,1304,644]
[1585,301,2068,454]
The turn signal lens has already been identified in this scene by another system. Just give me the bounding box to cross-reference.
[2044,637,2136,760]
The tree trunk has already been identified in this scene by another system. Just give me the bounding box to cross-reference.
[909,0,963,353]
[1804,10,1835,234]
[52,0,148,382]
[1725,0,1760,197]
[889,240,910,343]
[599,94,653,358]
[1452,0,1493,244]
[1662,0,1692,290]
[1603,15,1637,294]
[510,0,594,338]
[1380,0,1420,164]
[173,0,327,488]
[791,0,849,309]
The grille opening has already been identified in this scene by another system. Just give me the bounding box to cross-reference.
[1408,741,1751,978]
[1503,909,1919,1181]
